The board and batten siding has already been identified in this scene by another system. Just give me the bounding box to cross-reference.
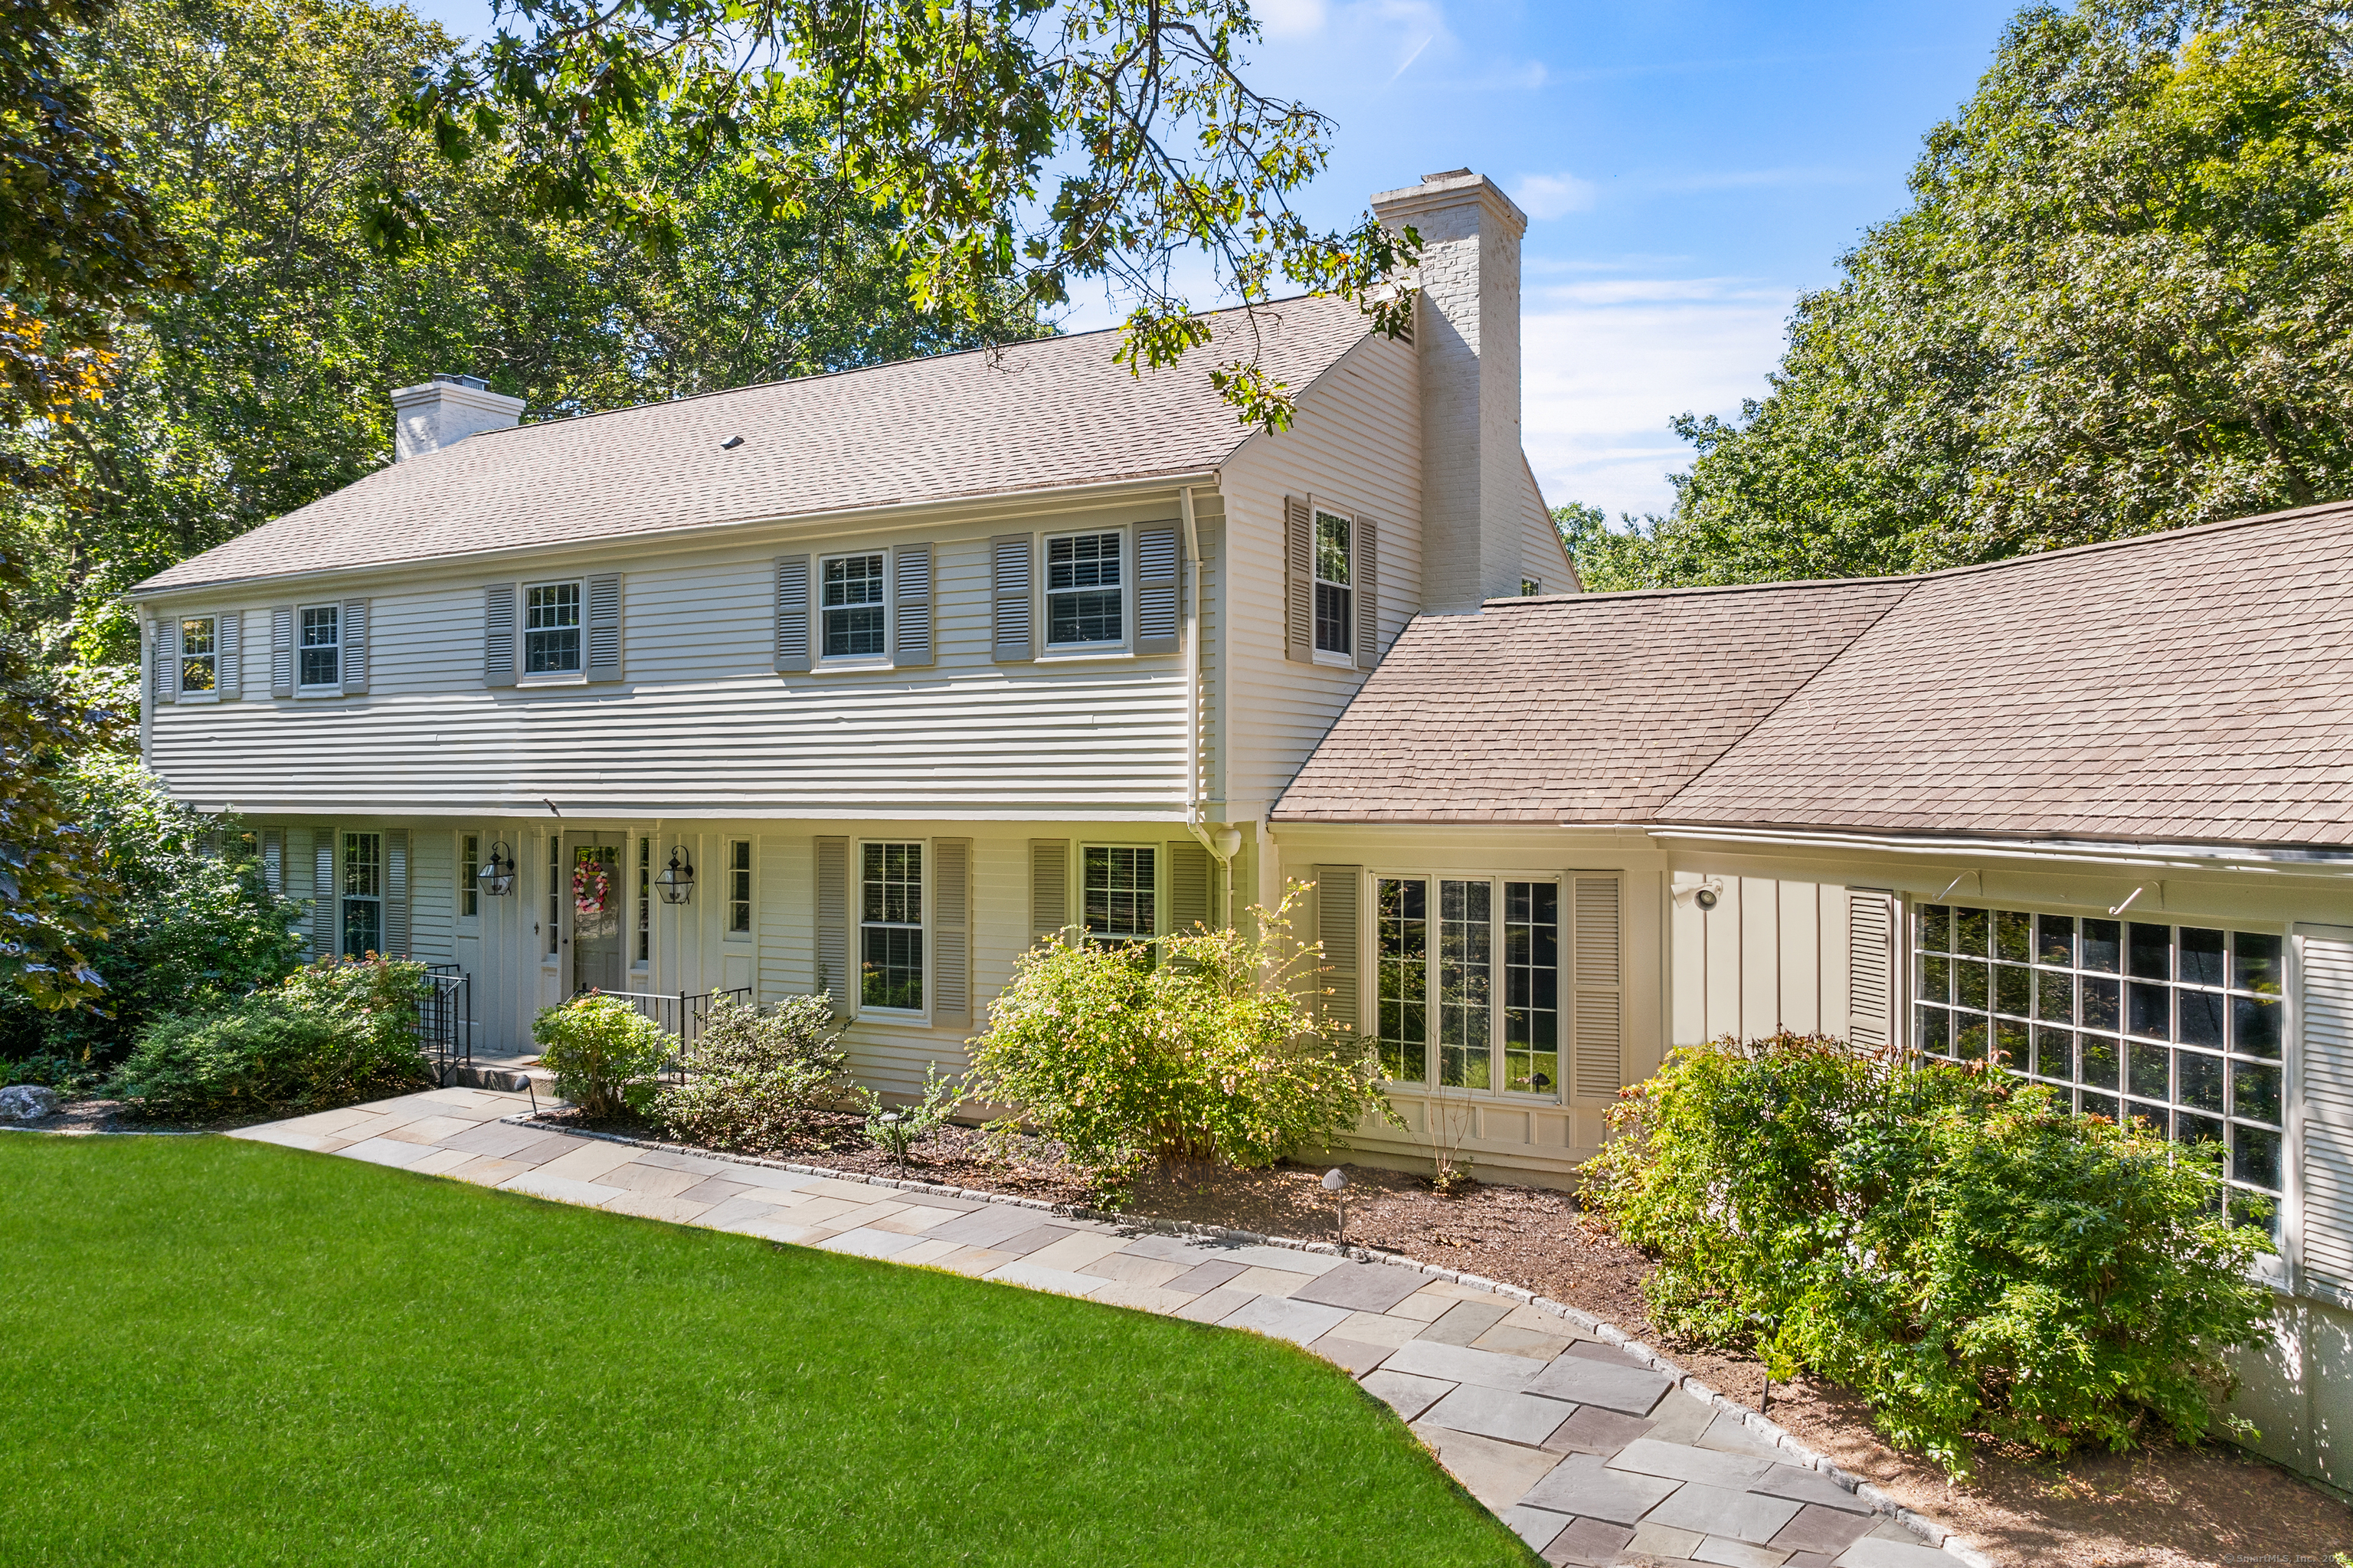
[1670,872,1867,1049]
[141,492,1202,823]
[1216,329,1420,820]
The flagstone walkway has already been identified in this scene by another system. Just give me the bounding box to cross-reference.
[231,1088,1981,1568]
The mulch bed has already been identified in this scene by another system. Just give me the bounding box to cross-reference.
[538,1105,2353,1568]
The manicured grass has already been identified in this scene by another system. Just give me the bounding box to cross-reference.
[0,1134,1529,1566]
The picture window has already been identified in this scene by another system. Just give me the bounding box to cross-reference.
[1376,875,1560,1098]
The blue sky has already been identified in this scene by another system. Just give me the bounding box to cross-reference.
[403,0,2027,516]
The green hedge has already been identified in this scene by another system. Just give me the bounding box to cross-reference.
[1586,1032,2276,1477]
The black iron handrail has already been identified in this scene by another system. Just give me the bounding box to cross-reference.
[573,986,752,1082]
[421,964,473,1086]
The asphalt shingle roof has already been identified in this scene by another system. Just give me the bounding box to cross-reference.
[1275,502,2353,849]
[135,294,1374,594]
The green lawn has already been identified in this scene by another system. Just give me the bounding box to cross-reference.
[0,1134,1529,1566]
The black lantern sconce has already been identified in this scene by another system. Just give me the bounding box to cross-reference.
[476,841,517,898]
[653,847,695,905]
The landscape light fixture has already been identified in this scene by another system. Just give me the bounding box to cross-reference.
[653,847,696,905]
[476,842,517,898]
[1323,1167,1349,1245]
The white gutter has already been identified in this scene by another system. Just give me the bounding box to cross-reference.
[1176,483,1239,925]
[1641,822,2353,879]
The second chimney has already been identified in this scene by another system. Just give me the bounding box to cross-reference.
[1371,169,1529,613]
[391,374,525,462]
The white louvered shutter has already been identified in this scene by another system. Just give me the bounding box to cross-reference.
[894,545,934,667]
[271,606,296,697]
[773,555,811,673]
[1572,875,1625,1100]
[932,837,972,1026]
[1353,516,1379,670]
[991,535,1035,662]
[261,829,283,897]
[2299,924,2353,1296]
[385,830,411,958]
[1029,840,1069,942]
[154,617,179,704]
[217,611,242,699]
[340,599,369,694]
[1135,525,1180,655]
[814,835,848,1010]
[1167,840,1212,933]
[314,832,338,961]
[1846,889,1896,1052]
[483,584,517,688]
[1316,866,1363,1036]
[1284,496,1314,663]
[584,573,623,681]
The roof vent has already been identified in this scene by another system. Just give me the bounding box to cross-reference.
[720,435,745,450]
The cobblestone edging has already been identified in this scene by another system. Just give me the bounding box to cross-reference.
[508,1112,1987,1568]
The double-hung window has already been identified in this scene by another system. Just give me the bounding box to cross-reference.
[179,616,218,693]
[298,605,340,690]
[1314,510,1353,657]
[525,581,581,673]
[822,552,889,659]
[1082,846,1157,946]
[861,842,924,1010]
[1046,531,1124,649]
[1913,905,2284,1230]
[1376,876,1560,1097]
[342,831,384,957]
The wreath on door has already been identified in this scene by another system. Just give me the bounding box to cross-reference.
[573,859,612,915]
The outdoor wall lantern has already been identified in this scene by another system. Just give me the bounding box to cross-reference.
[654,847,696,905]
[477,842,517,898]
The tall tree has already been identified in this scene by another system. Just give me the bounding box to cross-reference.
[1606,0,2353,590]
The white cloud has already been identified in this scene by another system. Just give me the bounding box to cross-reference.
[1514,172,1599,221]
[1255,0,1329,40]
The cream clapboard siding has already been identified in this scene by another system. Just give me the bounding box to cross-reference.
[1520,476,1574,593]
[1216,330,1420,819]
[142,491,1199,821]
[1668,872,1858,1048]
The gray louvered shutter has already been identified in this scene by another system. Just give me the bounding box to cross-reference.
[385,829,411,958]
[991,535,1035,662]
[1353,515,1379,669]
[314,832,338,961]
[1029,839,1069,942]
[894,545,934,667]
[814,834,849,1010]
[271,606,296,697]
[932,836,971,1026]
[261,829,283,897]
[483,584,516,688]
[217,611,242,699]
[2299,924,2353,1296]
[154,616,179,703]
[1167,839,1212,933]
[1316,866,1362,1036]
[1572,875,1624,1099]
[340,599,369,694]
[1846,889,1895,1053]
[1284,496,1314,663]
[1135,524,1180,655]
[584,573,623,681]
[774,555,811,673]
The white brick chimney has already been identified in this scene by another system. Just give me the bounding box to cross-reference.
[390,374,525,462]
[1370,169,1529,613]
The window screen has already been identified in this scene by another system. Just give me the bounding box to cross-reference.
[861,841,924,1009]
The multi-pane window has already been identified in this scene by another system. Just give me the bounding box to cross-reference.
[525,582,581,673]
[545,836,560,956]
[299,605,340,688]
[180,616,218,692]
[727,840,753,935]
[341,831,383,958]
[1083,846,1156,944]
[1913,904,2284,1225]
[1047,532,1123,646]
[861,842,924,1010]
[1314,510,1352,656]
[636,836,651,964]
[460,833,479,918]
[822,552,888,657]
[1376,876,1561,1097]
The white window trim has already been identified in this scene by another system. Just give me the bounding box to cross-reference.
[1310,507,1356,669]
[724,836,755,943]
[542,833,561,964]
[457,831,480,925]
[519,578,587,686]
[340,829,385,960]
[633,833,653,970]
[816,547,894,671]
[295,601,342,696]
[1040,526,1131,659]
[1366,868,1567,1104]
[175,613,223,702]
[856,836,931,1020]
[1078,841,1165,945]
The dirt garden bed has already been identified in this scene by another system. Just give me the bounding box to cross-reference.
[537,1104,2353,1568]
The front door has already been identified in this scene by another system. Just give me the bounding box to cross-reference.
[568,841,623,994]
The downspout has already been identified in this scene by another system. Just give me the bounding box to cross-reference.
[1177,484,1240,925]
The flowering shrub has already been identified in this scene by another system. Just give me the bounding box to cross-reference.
[1586,1032,2276,1478]
[534,994,669,1118]
[967,895,1396,1180]
[656,994,846,1148]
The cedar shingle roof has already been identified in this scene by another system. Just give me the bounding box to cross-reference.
[1275,502,2353,849]
[134,295,1374,594]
